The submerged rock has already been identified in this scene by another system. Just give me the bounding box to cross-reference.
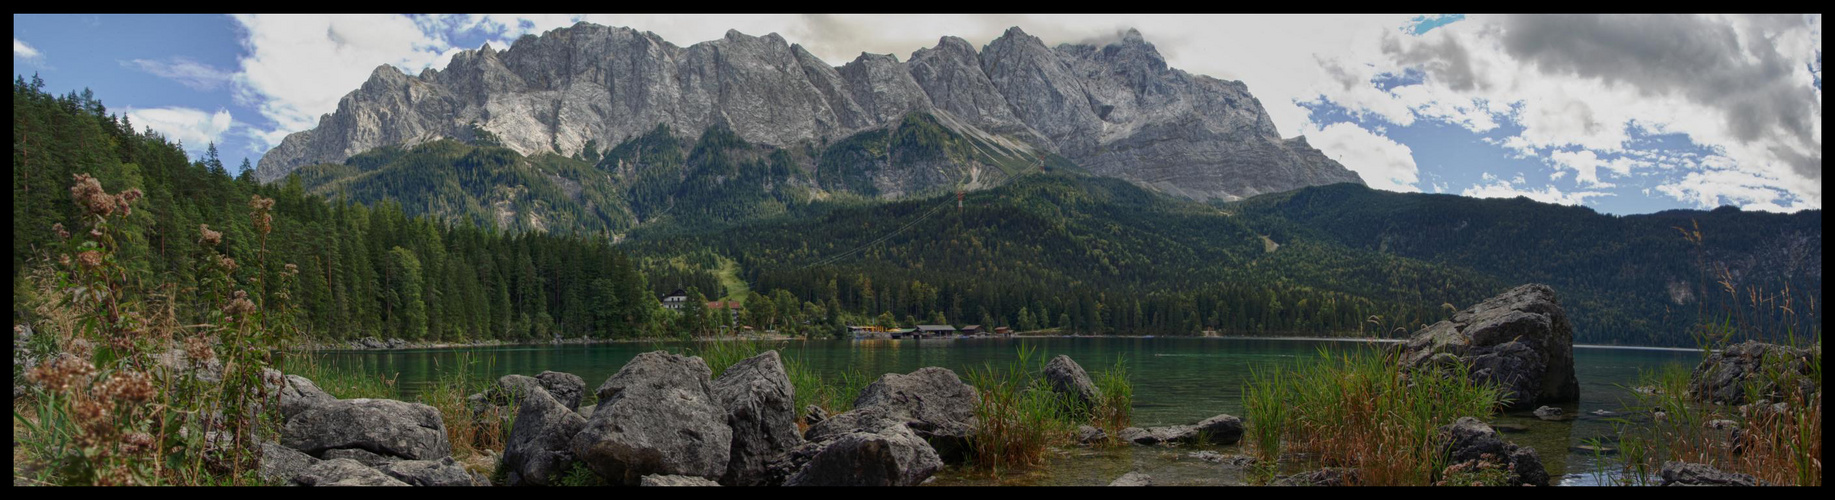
[1076,425,1108,444]
[1439,417,1548,486]
[1108,471,1152,486]
[1532,405,1566,421]
[1396,284,1579,410]
[1659,461,1762,486]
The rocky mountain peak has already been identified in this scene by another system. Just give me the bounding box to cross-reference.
[255,23,1363,201]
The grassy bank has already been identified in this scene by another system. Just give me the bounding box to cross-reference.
[1242,346,1506,485]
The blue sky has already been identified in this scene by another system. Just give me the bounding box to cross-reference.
[13,14,1823,214]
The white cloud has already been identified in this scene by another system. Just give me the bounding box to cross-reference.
[126,57,235,91]
[15,38,41,59]
[231,14,459,149]
[1302,121,1420,192]
[1312,14,1821,210]
[125,107,235,153]
[1462,180,1612,206]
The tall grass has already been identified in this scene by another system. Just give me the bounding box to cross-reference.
[963,345,1077,472]
[1604,221,1824,486]
[786,362,869,426]
[1242,346,1506,486]
[1610,346,1821,486]
[1088,355,1134,439]
[415,352,506,461]
[285,353,397,400]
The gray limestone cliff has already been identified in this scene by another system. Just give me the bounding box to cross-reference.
[257,24,1363,201]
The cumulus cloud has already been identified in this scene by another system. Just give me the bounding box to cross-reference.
[231,14,457,149]
[126,57,235,91]
[15,38,42,60]
[1462,179,1612,206]
[1314,14,1821,210]
[125,107,235,152]
[1302,121,1420,192]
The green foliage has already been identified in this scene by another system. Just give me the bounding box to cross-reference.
[1089,356,1134,437]
[963,346,1079,472]
[1242,347,1506,486]
[553,461,605,486]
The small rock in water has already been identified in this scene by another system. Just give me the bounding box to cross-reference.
[1491,423,1531,434]
[1705,419,1739,431]
[1533,405,1566,420]
[1589,409,1616,417]
[1570,444,1618,455]
[1188,450,1224,463]
[1109,471,1152,486]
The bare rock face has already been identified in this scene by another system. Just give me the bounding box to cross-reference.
[783,416,943,487]
[256,24,1361,203]
[536,371,586,411]
[570,351,732,485]
[1396,284,1579,410]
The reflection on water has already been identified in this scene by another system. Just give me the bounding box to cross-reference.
[315,337,1699,486]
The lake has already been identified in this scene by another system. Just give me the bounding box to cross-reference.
[313,336,1702,486]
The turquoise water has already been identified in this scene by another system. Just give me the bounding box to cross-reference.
[314,337,1700,486]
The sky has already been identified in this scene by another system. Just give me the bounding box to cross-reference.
[12,14,1822,214]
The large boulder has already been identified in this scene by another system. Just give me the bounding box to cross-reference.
[784,419,943,486]
[293,458,411,486]
[851,366,980,462]
[502,385,587,486]
[1687,341,1817,405]
[1438,417,1548,486]
[278,374,335,420]
[378,457,476,486]
[282,398,452,461]
[710,350,804,486]
[1396,284,1579,409]
[570,351,732,485]
[536,370,586,411]
[1658,461,1763,486]
[1043,355,1100,410]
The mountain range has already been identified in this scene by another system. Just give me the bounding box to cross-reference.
[255,24,1362,202]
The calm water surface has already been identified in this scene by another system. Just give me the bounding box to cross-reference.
[316,337,1699,486]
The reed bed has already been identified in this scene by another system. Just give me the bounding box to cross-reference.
[1242,346,1506,486]
[963,346,1078,472]
[1610,345,1821,486]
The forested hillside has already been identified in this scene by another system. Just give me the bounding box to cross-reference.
[1231,184,1822,346]
[12,78,662,343]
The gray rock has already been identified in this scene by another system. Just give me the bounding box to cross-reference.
[1533,405,1566,421]
[640,474,723,486]
[485,374,543,407]
[851,366,980,463]
[803,405,828,426]
[1659,461,1762,486]
[321,447,401,468]
[258,441,319,486]
[294,458,410,486]
[1688,341,1817,405]
[1439,417,1548,486]
[710,350,803,486]
[536,370,586,411]
[1396,284,1579,409]
[1188,450,1224,463]
[1108,471,1152,486]
[783,420,942,486]
[1117,427,1153,445]
[279,374,336,421]
[282,398,452,461]
[1076,424,1108,444]
[1195,414,1244,445]
[570,351,731,485]
[502,385,587,486]
[255,24,1362,205]
[378,457,476,486]
[1043,354,1100,410]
